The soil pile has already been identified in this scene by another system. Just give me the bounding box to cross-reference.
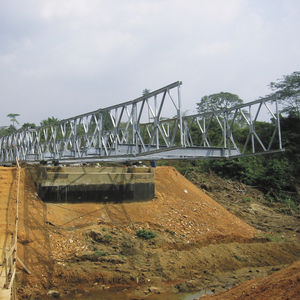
[199,261,300,300]
[45,166,258,244]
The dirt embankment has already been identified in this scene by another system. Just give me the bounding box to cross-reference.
[199,261,300,300]
[186,170,300,240]
[0,166,299,299]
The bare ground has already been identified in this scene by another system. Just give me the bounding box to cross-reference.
[0,166,299,299]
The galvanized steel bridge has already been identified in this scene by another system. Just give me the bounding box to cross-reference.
[0,81,283,164]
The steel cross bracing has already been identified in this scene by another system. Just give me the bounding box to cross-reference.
[0,81,283,164]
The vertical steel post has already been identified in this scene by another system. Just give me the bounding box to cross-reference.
[114,108,118,152]
[154,95,159,149]
[249,106,255,153]
[132,103,137,152]
[224,111,227,149]
[98,113,103,155]
[177,84,184,147]
[73,120,77,157]
[276,98,282,150]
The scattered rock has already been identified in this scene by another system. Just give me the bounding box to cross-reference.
[148,286,161,294]
[47,289,60,298]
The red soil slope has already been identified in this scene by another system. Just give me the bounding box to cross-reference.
[0,166,261,297]
[45,166,258,245]
[200,261,300,300]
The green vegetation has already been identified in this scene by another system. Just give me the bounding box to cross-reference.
[197,92,244,115]
[7,113,20,127]
[256,233,283,243]
[136,229,156,240]
[242,197,251,203]
[103,234,112,241]
[94,250,108,257]
[165,228,176,235]
[269,71,300,117]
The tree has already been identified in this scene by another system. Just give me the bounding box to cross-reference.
[196,92,247,138]
[197,92,243,115]
[269,71,300,117]
[0,125,17,137]
[0,126,8,137]
[142,89,151,96]
[7,113,20,127]
[21,122,36,130]
[40,117,59,127]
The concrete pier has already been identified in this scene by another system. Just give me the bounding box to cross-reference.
[27,166,155,203]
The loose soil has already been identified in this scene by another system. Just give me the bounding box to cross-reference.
[0,166,299,299]
[185,170,300,241]
[199,261,300,300]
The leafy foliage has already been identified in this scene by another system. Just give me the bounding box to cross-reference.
[197,92,243,115]
[142,89,151,96]
[269,71,300,116]
[40,117,59,127]
[165,228,175,235]
[7,113,20,127]
[136,229,156,240]
[21,123,36,130]
[0,125,17,137]
[94,250,108,257]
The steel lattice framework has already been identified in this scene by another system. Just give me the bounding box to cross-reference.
[0,81,283,164]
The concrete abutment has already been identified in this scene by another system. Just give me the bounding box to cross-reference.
[26,166,155,203]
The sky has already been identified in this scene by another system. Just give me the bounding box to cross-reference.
[0,0,299,127]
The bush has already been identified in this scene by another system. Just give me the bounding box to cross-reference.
[94,250,108,257]
[136,229,156,240]
[242,197,251,203]
[165,228,175,235]
[104,234,112,240]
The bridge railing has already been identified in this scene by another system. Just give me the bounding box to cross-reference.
[0,82,283,163]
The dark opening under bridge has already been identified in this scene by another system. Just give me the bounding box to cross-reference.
[0,81,283,164]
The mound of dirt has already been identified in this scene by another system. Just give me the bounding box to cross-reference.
[152,166,257,241]
[199,260,300,300]
[45,166,258,244]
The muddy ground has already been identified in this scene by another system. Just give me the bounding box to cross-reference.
[1,166,299,299]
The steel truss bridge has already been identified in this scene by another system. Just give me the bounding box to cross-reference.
[0,81,283,164]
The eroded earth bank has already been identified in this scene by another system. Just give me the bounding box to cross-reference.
[0,166,299,299]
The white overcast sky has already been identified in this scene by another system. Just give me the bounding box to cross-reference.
[0,0,299,127]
